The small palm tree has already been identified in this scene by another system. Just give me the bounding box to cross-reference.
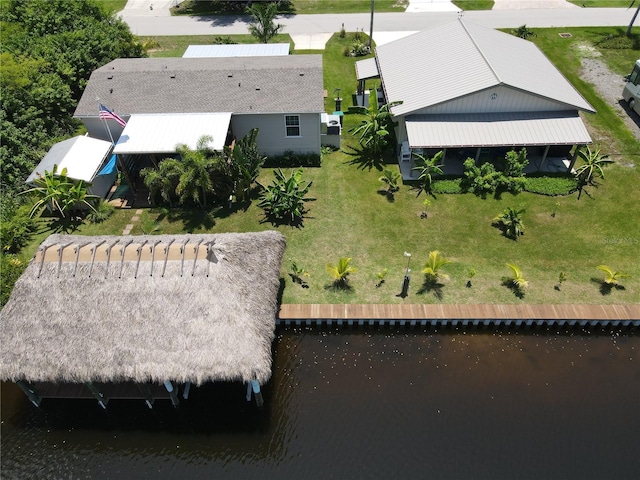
[412,151,444,194]
[555,271,568,291]
[375,268,388,288]
[422,250,451,284]
[246,2,283,43]
[494,207,526,240]
[505,263,528,293]
[175,135,217,208]
[326,257,356,289]
[378,168,401,194]
[574,145,613,188]
[596,265,630,286]
[350,91,402,155]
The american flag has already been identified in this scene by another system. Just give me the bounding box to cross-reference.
[99,103,127,128]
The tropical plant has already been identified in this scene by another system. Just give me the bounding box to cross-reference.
[378,168,401,194]
[467,268,477,288]
[326,257,356,289]
[141,159,182,206]
[596,265,630,286]
[224,128,266,203]
[461,158,506,196]
[175,135,219,208]
[555,271,567,291]
[504,263,528,295]
[375,268,388,288]
[412,151,444,194]
[574,145,613,188]
[349,41,369,57]
[289,260,310,287]
[258,168,314,224]
[493,207,526,240]
[421,198,431,219]
[422,250,451,284]
[349,91,402,155]
[246,2,283,43]
[513,24,536,39]
[86,198,114,224]
[0,196,36,254]
[20,165,98,219]
[503,148,529,178]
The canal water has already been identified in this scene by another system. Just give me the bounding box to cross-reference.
[2,327,639,479]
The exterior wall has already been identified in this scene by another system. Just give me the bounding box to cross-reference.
[231,113,321,156]
[79,117,126,143]
[89,170,118,199]
[411,86,571,115]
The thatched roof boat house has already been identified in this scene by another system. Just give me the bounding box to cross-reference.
[0,231,286,409]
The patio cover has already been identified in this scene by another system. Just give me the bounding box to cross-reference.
[26,136,112,184]
[405,111,592,148]
[113,113,232,154]
[355,57,380,81]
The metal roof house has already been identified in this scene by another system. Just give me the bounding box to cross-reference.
[74,55,325,158]
[356,19,595,179]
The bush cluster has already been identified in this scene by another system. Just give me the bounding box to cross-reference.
[523,174,577,196]
[264,150,321,168]
[432,177,463,194]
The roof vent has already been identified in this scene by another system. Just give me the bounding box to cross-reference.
[170,74,176,79]
[228,74,233,78]
[299,73,304,76]
[107,75,113,80]
[255,88,260,91]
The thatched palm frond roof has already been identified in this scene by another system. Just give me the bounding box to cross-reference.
[0,231,286,385]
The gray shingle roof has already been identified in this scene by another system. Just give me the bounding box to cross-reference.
[375,19,594,116]
[74,55,324,117]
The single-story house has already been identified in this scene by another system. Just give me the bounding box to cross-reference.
[74,55,326,158]
[25,135,117,198]
[0,231,286,408]
[356,19,595,179]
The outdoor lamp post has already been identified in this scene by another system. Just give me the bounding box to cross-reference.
[334,88,342,112]
[400,252,411,297]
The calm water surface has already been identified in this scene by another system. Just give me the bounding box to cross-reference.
[2,327,639,479]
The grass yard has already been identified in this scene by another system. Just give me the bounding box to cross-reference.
[144,34,293,57]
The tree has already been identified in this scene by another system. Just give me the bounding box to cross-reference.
[224,128,266,203]
[628,1,639,37]
[378,168,401,194]
[349,92,402,155]
[596,265,630,286]
[20,165,98,218]
[513,24,535,39]
[141,159,182,207]
[246,2,283,43]
[504,263,528,295]
[422,250,451,284]
[494,207,526,240]
[574,145,613,189]
[412,151,444,195]
[175,136,218,208]
[258,168,314,224]
[326,257,356,289]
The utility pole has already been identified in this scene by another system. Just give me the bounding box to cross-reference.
[368,0,374,51]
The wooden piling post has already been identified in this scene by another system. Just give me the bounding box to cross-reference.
[251,380,264,408]
[164,380,180,407]
[85,382,109,409]
[16,380,42,407]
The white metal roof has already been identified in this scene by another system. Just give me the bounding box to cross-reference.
[113,113,232,154]
[375,19,594,116]
[405,111,592,148]
[183,43,290,58]
[355,58,380,80]
[26,136,112,184]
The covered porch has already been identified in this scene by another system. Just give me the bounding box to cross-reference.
[398,111,592,180]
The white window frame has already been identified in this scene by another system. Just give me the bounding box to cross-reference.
[285,115,301,137]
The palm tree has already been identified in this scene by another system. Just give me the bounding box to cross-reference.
[628,1,639,37]
[246,2,283,43]
[574,145,613,189]
[350,92,402,155]
[596,265,630,286]
[378,168,401,193]
[505,263,528,292]
[422,250,451,284]
[175,135,217,207]
[326,257,356,289]
[494,207,526,240]
[224,128,265,203]
[141,159,182,206]
[412,151,444,194]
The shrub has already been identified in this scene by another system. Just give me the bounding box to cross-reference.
[212,36,237,45]
[264,150,321,168]
[523,174,577,195]
[350,41,369,57]
[87,198,115,224]
[1,254,27,307]
[432,177,463,194]
[461,158,505,196]
[258,168,314,224]
[0,199,36,254]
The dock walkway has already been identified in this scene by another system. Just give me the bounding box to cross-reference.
[278,304,640,327]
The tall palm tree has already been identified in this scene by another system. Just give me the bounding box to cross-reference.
[246,2,283,43]
[175,135,217,207]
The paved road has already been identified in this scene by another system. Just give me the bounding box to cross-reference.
[122,8,637,36]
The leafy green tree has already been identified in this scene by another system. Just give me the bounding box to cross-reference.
[422,250,451,284]
[503,148,529,178]
[258,168,314,225]
[326,257,356,289]
[246,2,283,43]
[378,168,401,194]
[574,145,613,188]
[412,151,444,194]
[141,159,182,207]
[0,193,36,253]
[596,265,630,286]
[350,92,402,155]
[461,158,505,196]
[224,128,266,203]
[493,207,526,240]
[175,136,218,208]
[20,165,98,218]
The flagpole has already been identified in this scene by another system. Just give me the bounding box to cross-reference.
[99,103,116,145]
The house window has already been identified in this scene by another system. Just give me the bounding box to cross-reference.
[285,115,300,137]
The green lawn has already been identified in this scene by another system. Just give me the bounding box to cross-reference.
[144,34,293,57]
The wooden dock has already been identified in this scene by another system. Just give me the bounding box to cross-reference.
[277,304,640,327]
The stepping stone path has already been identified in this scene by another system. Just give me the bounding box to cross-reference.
[123,209,144,235]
